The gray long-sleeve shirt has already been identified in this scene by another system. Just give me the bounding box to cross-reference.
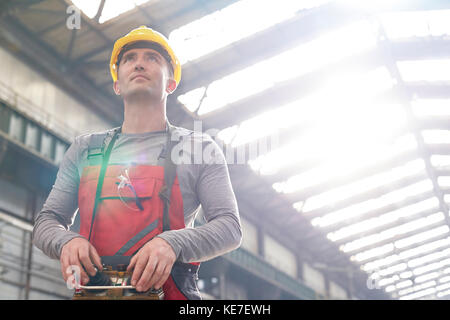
[32,125,242,263]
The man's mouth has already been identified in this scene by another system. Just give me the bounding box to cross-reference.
[131,74,149,81]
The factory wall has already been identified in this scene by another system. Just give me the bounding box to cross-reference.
[0,46,112,142]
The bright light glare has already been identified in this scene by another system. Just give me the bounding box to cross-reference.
[169,0,332,64]
[179,20,378,116]
[352,243,394,262]
[333,199,439,246]
[379,10,450,39]
[394,225,450,249]
[264,132,415,190]
[430,155,450,169]
[397,60,450,82]
[302,159,426,214]
[71,0,101,18]
[411,99,450,117]
[337,212,444,252]
[275,135,416,196]
[421,130,450,144]
[408,247,450,269]
[312,179,433,228]
[71,0,151,22]
[362,237,450,272]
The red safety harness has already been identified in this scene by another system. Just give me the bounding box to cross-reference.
[77,124,200,300]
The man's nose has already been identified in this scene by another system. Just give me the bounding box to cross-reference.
[133,56,146,71]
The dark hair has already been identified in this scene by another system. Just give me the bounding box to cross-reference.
[116,41,174,77]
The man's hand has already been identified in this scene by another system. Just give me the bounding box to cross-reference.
[60,237,103,286]
[127,237,176,292]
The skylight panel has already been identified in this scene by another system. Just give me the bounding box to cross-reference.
[408,247,450,269]
[414,272,440,284]
[430,155,450,169]
[71,0,151,23]
[397,59,450,82]
[437,176,450,188]
[399,284,436,300]
[411,99,450,117]
[421,130,450,144]
[379,10,450,40]
[169,0,332,64]
[394,225,450,249]
[274,133,417,195]
[70,0,101,18]
[302,159,426,213]
[337,212,444,252]
[362,237,450,272]
[351,243,394,262]
[311,179,433,228]
[179,19,378,116]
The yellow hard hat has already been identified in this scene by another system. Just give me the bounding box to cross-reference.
[110,26,181,86]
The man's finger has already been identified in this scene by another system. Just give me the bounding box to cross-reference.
[89,245,103,271]
[127,254,137,273]
[137,257,158,292]
[78,246,96,276]
[69,255,89,285]
[60,254,70,283]
[131,254,149,287]
[149,262,167,290]
[154,264,171,290]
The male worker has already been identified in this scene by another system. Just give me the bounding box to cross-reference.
[32,26,242,300]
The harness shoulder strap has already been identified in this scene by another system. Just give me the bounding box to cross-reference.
[87,129,119,166]
[159,123,180,232]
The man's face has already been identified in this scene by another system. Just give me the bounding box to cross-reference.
[113,47,176,101]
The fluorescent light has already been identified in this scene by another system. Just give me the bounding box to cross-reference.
[71,0,151,22]
[312,179,433,228]
[398,280,436,296]
[415,272,440,284]
[70,0,101,18]
[275,134,417,195]
[362,237,450,272]
[98,0,152,23]
[378,275,400,287]
[333,200,440,244]
[396,280,413,289]
[400,286,435,300]
[337,212,444,252]
[379,10,450,40]
[400,271,413,279]
[430,155,450,169]
[395,225,449,249]
[179,20,378,116]
[408,247,450,268]
[437,289,450,298]
[411,258,450,276]
[351,243,394,262]
[397,60,450,82]
[304,159,426,214]
[169,0,332,64]
[411,99,450,117]
[422,130,450,144]
[438,176,450,188]
[250,101,407,179]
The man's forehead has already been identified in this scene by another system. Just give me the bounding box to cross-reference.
[122,48,163,57]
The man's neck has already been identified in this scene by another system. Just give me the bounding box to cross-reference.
[121,99,167,134]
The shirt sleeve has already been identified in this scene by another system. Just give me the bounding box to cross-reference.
[157,134,242,263]
[32,136,85,259]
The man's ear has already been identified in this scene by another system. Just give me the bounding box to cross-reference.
[166,79,177,94]
[113,80,121,95]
